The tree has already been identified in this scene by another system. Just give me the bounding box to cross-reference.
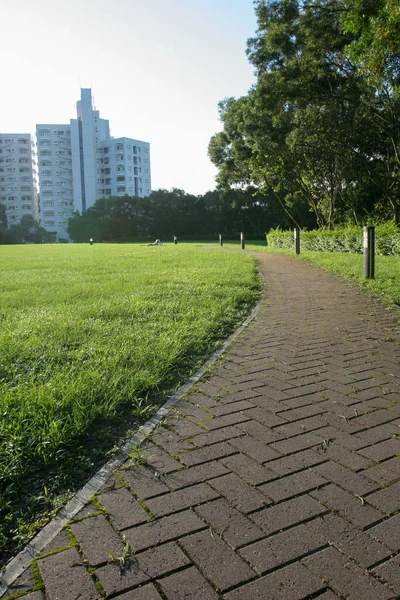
[209,0,400,227]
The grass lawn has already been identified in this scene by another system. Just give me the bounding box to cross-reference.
[0,243,260,565]
[218,240,400,306]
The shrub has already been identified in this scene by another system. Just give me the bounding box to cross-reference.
[266,223,400,256]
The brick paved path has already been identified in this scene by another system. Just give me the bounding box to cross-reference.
[3,253,400,599]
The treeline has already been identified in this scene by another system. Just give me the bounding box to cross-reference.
[209,0,400,229]
[0,210,55,244]
[66,187,298,243]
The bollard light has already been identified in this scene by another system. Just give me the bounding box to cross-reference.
[363,226,375,279]
[294,228,300,255]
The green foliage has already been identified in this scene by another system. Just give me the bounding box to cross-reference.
[0,243,260,565]
[267,222,400,255]
[209,0,400,227]
[66,187,291,243]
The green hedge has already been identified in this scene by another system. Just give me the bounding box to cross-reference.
[266,223,400,256]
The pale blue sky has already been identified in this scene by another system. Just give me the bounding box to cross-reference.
[2,0,257,194]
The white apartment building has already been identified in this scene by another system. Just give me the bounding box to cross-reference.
[36,89,151,241]
[36,125,74,237]
[0,133,39,226]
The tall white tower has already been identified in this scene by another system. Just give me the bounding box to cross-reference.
[36,88,151,241]
[70,88,111,213]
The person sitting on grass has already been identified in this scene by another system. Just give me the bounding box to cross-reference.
[147,239,161,246]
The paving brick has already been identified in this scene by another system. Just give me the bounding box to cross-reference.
[268,448,327,476]
[185,392,218,408]
[195,498,265,548]
[228,435,282,463]
[97,488,149,530]
[140,443,183,473]
[250,389,292,409]
[270,431,322,455]
[359,438,400,462]
[302,546,394,600]
[258,469,327,502]
[145,483,219,517]
[223,562,325,600]
[317,442,374,470]
[362,456,400,484]
[157,566,219,599]
[204,412,251,430]
[207,473,267,513]
[123,509,206,552]
[178,442,237,467]
[242,406,287,427]
[178,529,255,592]
[219,453,277,485]
[18,593,44,600]
[151,428,195,454]
[313,461,378,495]
[355,423,399,445]
[191,425,244,447]
[355,408,398,428]
[174,402,213,421]
[306,513,391,569]
[251,493,327,535]
[115,584,163,599]
[364,480,400,514]
[239,524,326,574]
[120,465,170,499]
[158,462,229,491]
[168,416,206,436]
[373,555,400,596]
[218,389,264,404]
[274,414,328,437]
[37,547,99,599]
[281,392,326,409]
[311,484,384,529]
[209,400,255,416]
[71,514,124,566]
[367,513,400,551]
[313,425,366,451]
[275,404,326,421]
[237,419,283,444]
[96,541,190,596]
[2,567,35,597]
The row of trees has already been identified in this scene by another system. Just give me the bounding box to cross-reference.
[0,210,55,244]
[208,0,400,229]
[66,187,298,242]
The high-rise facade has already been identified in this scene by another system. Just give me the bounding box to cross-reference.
[0,133,39,226]
[36,89,151,241]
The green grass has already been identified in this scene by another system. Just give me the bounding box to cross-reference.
[216,241,400,306]
[0,243,260,565]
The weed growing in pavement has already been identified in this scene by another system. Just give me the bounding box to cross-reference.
[0,243,260,565]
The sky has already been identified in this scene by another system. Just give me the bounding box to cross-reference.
[1,0,257,196]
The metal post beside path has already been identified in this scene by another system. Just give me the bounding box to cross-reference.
[219,233,223,247]
[240,232,245,250]
[294,228,300,255]
[363,226,375,279]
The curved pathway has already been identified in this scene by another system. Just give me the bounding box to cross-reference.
[2,252,400,599]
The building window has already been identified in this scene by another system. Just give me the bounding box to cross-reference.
[39,129,51,136]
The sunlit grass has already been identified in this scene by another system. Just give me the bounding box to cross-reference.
[0,243,260,563]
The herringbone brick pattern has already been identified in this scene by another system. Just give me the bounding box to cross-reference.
[3,253,399,599]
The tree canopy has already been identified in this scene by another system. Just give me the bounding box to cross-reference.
[208,0,400,227]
